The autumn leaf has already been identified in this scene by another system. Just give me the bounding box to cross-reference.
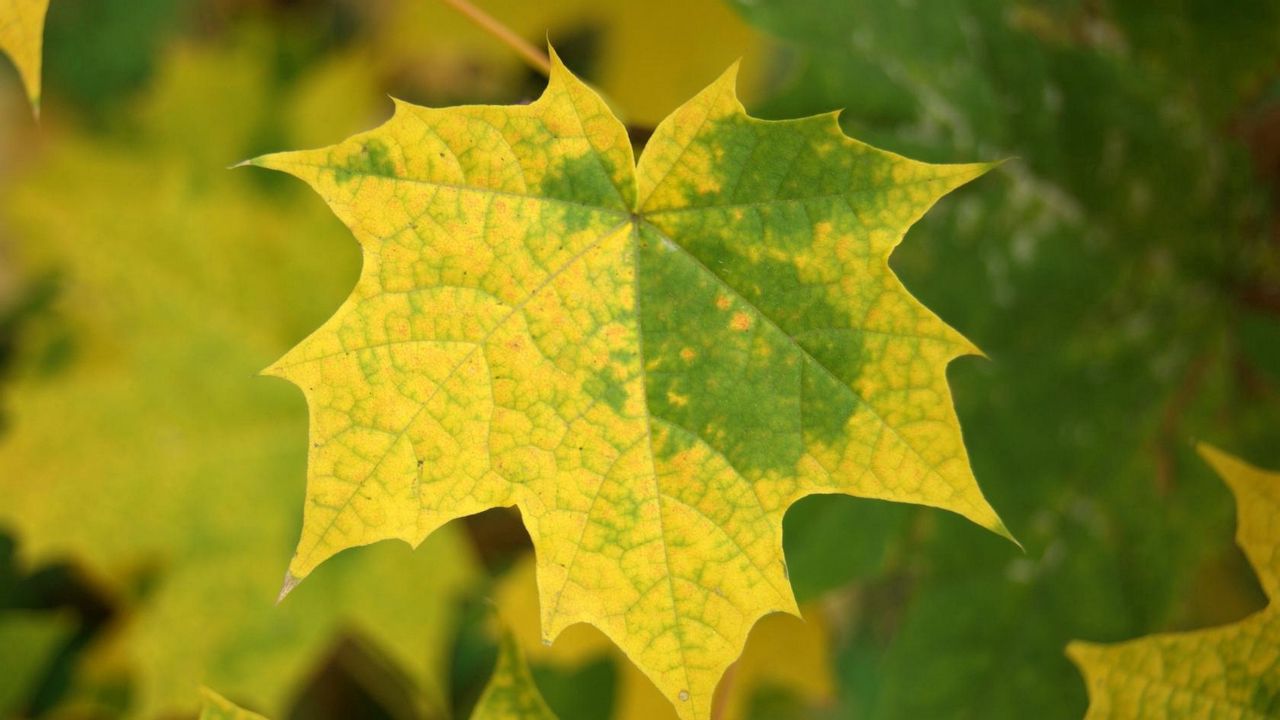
[1068,445,1280,717]
[0,0,48,111]
[251,49,1008,719]
[0,42,475,716]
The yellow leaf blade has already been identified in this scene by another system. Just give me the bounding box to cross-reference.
[0,0,48,111]
[256,48,1007,720]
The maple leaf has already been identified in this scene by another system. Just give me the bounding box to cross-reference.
[0,43,475,716]
[1068,445,1280,718]
[251,49,1009,719]
[0,0,48,111]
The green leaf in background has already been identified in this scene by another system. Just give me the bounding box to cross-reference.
[40,0,188,120]
[1069,445,1280,718]
[731,0,1279,717]
[0,610,73,714]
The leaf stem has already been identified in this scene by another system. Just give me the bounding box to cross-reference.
[436,0,552,77]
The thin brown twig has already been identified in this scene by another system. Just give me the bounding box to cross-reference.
[436,0,551,77]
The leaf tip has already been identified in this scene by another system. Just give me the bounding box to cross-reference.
[991,516,1024,552]
[1194,442,1247,490]
[260,352,298,381]
[955,335,989,361]
[1194,440,1226,466]
[1064,639,1095,665]
[722,57,743,92]
[955,159,1005,184]
[234,152,293,173]
[276,570,301,605]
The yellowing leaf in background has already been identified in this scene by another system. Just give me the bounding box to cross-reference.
[200,630,561,720]
[1068,445,1280,718]
[254,49,1005,720]
[494,555,833,720]
[0,0,47,110]
[0,41,475,717]
[472,631,561,720]
[200,688,268,720]
[359,0,770,126]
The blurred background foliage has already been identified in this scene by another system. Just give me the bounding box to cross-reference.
[0,0,1276,718]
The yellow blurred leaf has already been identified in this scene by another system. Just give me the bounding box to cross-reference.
[362,0,771,126]
[254,49,1003,719]
[0,42,476,716]
[712,601,833,720]
[200,688,268,720]
[0,0,47,110]
[1068,445,1280,718]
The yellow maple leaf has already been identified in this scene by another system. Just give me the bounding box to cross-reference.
[0,0,48,111]
[251,50,1008,719]
[1068,444,1280,718]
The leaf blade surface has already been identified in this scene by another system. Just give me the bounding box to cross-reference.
[255,50,1006,720]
